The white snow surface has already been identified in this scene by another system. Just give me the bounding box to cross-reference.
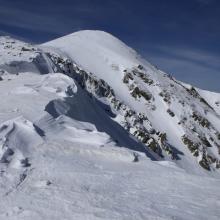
[198,88,220,115]
[44,30,220,173]
[0,30,219,219]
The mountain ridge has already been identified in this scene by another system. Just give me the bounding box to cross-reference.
[1,31,220,172]
[42,30,220,172]
[0,30,220,219]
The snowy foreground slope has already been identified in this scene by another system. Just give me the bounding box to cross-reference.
[0,32,220,219]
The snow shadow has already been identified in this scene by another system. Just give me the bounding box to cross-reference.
[45,86,157,161]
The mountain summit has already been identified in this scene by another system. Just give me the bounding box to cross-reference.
[43,30,220,172]
[0,31,220,219]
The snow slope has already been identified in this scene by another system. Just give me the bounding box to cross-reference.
[0,36,54,74]
[198,88,220,115]
[0,31,220,219]
[44,30,220,172]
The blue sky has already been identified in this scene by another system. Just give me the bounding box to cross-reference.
[0,0,219,91]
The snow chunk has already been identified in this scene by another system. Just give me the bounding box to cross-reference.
[38,73,77,97]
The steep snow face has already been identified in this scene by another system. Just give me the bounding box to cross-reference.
[44,30,140,73]
[43,30,155,97]
[43,30,157,109]
[44,30,220,172]
[198,88,220,116]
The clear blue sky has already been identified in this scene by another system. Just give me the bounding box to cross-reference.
[0,0,219,91]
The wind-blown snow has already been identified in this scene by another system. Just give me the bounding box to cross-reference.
[0,30,220,219]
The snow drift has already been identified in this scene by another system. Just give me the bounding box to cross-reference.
[0,30,220,220]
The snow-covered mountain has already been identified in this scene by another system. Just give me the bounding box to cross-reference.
[0,31,220,220]
[43,30,220,172]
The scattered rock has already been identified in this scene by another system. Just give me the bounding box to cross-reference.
[167,109,175,117]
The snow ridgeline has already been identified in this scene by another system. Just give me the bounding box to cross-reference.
[43,30,220,172]
[0,31,220,220]
[1,31,220,172]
